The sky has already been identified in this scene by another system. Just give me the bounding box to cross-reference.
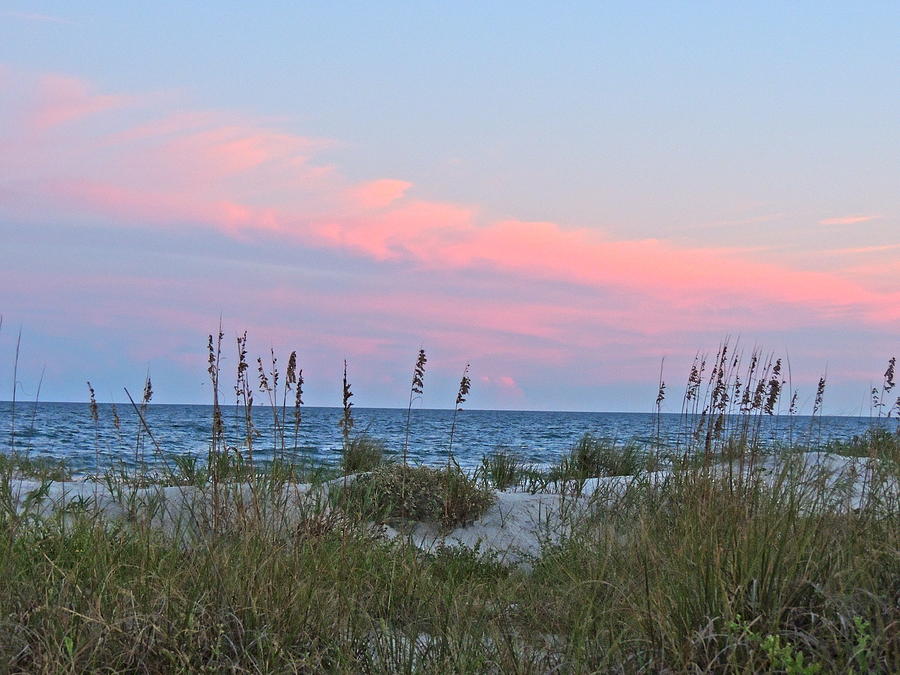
[0,2,897,413]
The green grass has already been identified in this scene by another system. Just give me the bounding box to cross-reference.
[551,433,645,480]
[341,463,495,529]
[477,448,527,490]
[821,426,900,463]
[0,452,72,482]
[0,448,896,672]
[2,338,896,671]
[341,433,388,474]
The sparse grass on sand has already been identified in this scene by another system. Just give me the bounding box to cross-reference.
[1,431,897,673]
[0,336,897,671]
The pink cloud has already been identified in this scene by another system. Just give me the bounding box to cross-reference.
[820,243,900,256]
[818,214,880,226]
[1,65,898,348]
[479,375,524,398]
[313,212,899,322]
[103,111,219,144]
[496,375,519,389]
[349,179,412,209]
[28,74,134,131]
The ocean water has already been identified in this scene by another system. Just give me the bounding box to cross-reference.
[0,401,894,475]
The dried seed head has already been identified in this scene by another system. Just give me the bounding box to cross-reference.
[142,376,153,406]
[764,359,784,415]
[813,376,826,416]
[339,360,354,438]
[269,349,279,393]
[87,381,99,423]
[286,351,297,387]
[234,333,249,401]
[456,364,471,410]
[411,349,427,395]
[257,357,270,393]
[686,361,701,401]
[207,334,216,375]
[294,367,304,427]
[752,379,766,411]
[236,332,249,375]
[713,412,724,438]
[884,357,896,393]
[212,406,223,437]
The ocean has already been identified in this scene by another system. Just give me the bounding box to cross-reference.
[0,401,892,475]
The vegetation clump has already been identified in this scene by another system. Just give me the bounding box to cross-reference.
[554,433,643,479]
[478,449,526,490]
[342,463,495,529]
[0,453,71,483]
[425,543,510,584]
[822,427,900,463]
[341,434,387,474]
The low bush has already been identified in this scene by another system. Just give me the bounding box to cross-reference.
[553,433,643,479]
[342,464,495,529]
[822,426,900,463]
[342,434,387,474]
[0,453,71,482]
[478,449,525,489]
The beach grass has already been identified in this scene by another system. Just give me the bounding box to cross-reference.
[342,463,496,530]
[0,335,897,671]
[0,441,896,672]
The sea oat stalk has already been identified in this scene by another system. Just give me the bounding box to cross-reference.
[339,360,354,448]
[403,349,427,466]
[447,364,471,468]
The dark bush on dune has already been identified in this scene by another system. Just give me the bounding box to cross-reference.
[342,463,495,529]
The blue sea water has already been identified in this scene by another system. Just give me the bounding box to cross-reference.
[0,401,894,475]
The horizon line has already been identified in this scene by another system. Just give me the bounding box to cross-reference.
[0,400,889,420]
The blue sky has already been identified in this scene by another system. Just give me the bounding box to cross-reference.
[0,2,897,412]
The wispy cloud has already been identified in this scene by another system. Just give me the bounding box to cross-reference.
[818,214,880,226]
[1,68,897,326]
[820,243,900,256]
[1,10,74,24]
[1,66,898,408]
[678,212,786,233]
[26,74,136,130]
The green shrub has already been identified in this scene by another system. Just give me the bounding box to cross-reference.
[823,427,900,463]
[342,464,495,529]
[0,453,71,482]
[342,434,387,474]
[478,449,525,489]
[554,434,642,479]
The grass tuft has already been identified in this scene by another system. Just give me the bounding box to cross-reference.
[341,434,388,474]
[342,463,495,529]
[822,426,900,463]
[0,453,72,482]
[554,433,644,479]
[1,331,896,671]
[478,449,526,490]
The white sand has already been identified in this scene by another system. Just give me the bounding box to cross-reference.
[5,452,895,566]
